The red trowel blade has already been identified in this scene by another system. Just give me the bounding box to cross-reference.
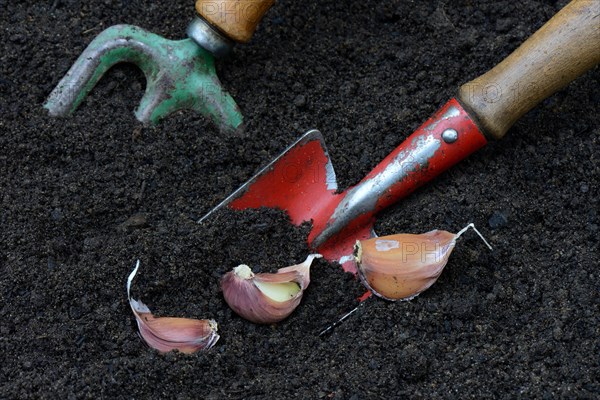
[197,129,374,273]
[228,129,338,224]
[199,129,335,223]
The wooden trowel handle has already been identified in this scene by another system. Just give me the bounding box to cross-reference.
[195,0,275,43]
[458,0,600,140]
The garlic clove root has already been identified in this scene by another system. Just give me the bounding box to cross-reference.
[355,223,491,301]
[221,254,321,324]
[127,261,219,353]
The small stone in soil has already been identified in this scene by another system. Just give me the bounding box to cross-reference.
[488,211,508,229]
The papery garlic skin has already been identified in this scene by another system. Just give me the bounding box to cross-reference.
[356,230,458,301]
[221,254,321,324]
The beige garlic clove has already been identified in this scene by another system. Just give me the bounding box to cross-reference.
[355,223,491,301]
[127,261,219,354]
[221,254,322,324]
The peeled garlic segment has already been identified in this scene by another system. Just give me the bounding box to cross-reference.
[254,280,301,302]
[127,260,219,353]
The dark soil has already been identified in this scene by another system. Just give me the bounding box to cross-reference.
[1,0,599,398]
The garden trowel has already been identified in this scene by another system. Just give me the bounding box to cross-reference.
[200,0,599,271]
[45,0,274,131]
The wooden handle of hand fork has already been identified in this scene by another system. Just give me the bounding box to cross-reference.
[458,0,600,140]
[195,0,275,43]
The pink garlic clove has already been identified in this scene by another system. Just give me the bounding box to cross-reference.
[127,261,219,353]
[355,223,491,301]
[221,254,321,324]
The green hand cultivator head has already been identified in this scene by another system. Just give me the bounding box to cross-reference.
[45,0,275,131]
[45,22,241,130]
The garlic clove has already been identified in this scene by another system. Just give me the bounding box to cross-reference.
[221,254,321,324]
[132,305,220,354]
[127,261,219,353]
[356,223,491,301]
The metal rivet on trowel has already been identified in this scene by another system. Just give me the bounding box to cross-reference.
[442,128,459,143]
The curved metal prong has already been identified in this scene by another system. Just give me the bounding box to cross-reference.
[44,24,243,131]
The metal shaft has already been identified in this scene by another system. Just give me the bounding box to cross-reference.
[310,99,488,251]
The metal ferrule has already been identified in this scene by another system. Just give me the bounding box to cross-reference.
[187,17,234,58]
